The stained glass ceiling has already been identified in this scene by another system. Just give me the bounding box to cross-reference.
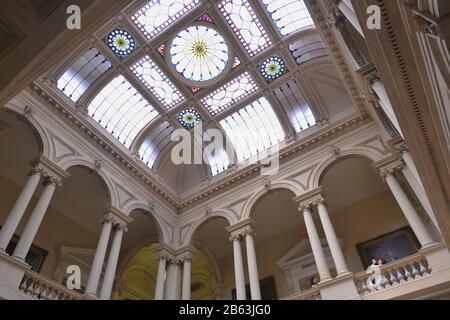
[56,0,323,177]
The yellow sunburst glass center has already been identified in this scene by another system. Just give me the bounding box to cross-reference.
[185,115,194,122]
[191,40,208,58]
[268,64,277,72]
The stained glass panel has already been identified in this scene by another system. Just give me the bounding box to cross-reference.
[105,28,137,59]
[289,34,328,65]
[200,72,258,116]
[219,97,285,162]
[262,0,314,36]
[258,56,287,82]
[177,108,202,129]
[88,75,159,148]
[57,48,111,102]
[130,55,185,109]
[131,0,200,39]
[273,80,315,133]
[170,25,229,83]
[139,121,175,168]
[218,0,271,56]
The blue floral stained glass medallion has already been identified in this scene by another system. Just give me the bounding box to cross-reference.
[106,28,137,59]
[259,56,287,82]
[177,109,202,129]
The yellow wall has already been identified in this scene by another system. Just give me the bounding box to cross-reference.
[218,190,409,299]
[0,174,98,279]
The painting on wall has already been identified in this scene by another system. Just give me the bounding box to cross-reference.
[356,226,420,269]
[231,276,277,300]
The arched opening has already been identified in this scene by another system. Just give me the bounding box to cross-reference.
[318,156,430,272]
[114,208,161,300]
[248,188,319,299]
[190,216,231,300]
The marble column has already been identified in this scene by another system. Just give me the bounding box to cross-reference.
[383,171,435,247]
[338,0,364,37]
[0,169,42,251]
[85,215,114,296]
[154,253,167,300]
[300,204,331,281]
[231,235,246,300]
[244,227,261,300]
[181,254,193,300]
[316,197,349,275]
[165,260,181,300]
[371,80,403,137]
[13,177,59,260]
[100,223,126,300]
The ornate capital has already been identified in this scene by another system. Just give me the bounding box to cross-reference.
[31,156,69,187]
[226,219,256,240]
[156,243,176,262]
[293,187,324,210]
[101,206,133,227]
[374,156,404,178]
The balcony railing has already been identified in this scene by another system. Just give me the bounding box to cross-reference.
[19,270,84,300]
[354,253,431,295]
[283,287,322,300]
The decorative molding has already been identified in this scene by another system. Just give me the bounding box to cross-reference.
[286,163,319,192]
[355,135,389,156]
[49,132,80,163]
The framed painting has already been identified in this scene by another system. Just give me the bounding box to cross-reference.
[231,276,277,300]
[356,226,420,269]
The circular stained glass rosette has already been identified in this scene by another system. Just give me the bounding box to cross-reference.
[259,56,287,82]
[169,25,230,84]
[178,109,202,129]
[106,28,136,59]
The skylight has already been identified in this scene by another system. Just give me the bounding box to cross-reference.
[218,0,272,56]
[130,55,185,109]
[273,80,316,133]
[88,75,159,148]
[206,147,230,176]
[289,33,328,65]
[57,48,111,102]
[201,72,258,116]
[219,97,285,162]
[131,0,200,39]
[262,0,314,36]
[139,122,175,168]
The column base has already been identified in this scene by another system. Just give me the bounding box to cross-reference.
[420,242,450,272]
[83,293,99,300]
[317,273,360,300]
[0,251,31,295]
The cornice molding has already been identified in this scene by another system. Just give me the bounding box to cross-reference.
[28,81,371,214]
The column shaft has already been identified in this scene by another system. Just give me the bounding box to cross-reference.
[402,166,440,233]
[154,258,167,300]
[232,237,246,300]
[338,0,364,37]
[181,259,192,300]
[245,233,261,300]
[302,207,331,281]
[372,80,403,137]
[317,202,349,275]
[13,182,56,260]
[0,171,41,250]
[85,219,113,296]
[385,174,434,247]
[99,227,124,299]
[402,151,423,189]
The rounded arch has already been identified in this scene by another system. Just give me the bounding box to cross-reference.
[63,161,116,207]
[124,203,169,243]
[183,210,234,246]
[311,148,384,189]
[241,183,302,220]
[1,107,49,158]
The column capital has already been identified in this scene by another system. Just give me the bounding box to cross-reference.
[101,206,133,227]
[156,243,176,262]
[176,245,196,263]
[226,219,256,239]
[293,187,325,210]
[30,156,70,187]
[374,155,404,178]
[356,62,380,85]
